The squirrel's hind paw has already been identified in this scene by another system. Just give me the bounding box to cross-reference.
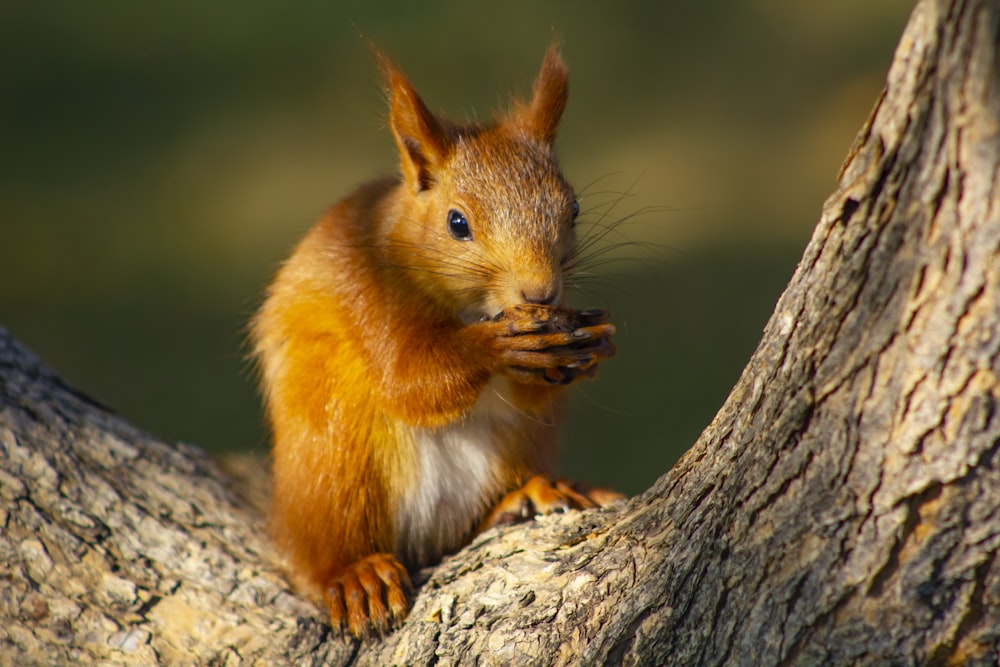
[478,474,624,532]
[324,553,411,639]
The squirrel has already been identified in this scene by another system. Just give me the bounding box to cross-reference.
[250,44,619,638]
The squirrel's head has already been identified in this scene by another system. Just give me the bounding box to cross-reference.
[378,45,578,323]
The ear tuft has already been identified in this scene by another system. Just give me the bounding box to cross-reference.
[375,49,451,192]
[520,43,569,145]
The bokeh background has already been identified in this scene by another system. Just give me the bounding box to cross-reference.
[2,2,913,496]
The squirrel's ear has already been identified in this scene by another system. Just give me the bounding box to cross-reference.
[378,52,451,192]
[517,43,569,146]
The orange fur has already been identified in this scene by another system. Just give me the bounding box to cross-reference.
[250,43,617,636]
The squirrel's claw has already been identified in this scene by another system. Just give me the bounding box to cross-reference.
[478,475,624,532]
[486,304,616,386]
[324,553,411,639]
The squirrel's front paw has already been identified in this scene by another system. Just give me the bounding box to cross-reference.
[323,553,411,638]
[488,305,616,385]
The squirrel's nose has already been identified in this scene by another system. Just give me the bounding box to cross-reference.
[521,288,558,305]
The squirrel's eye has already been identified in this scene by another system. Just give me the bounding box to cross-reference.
[447,209,472,241]
[570,199,580,225]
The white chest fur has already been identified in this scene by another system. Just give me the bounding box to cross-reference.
[393,377,523,566]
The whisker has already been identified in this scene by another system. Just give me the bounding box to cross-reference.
[573,208,667,258]
[574,172,626,197]
[346,237,500,282]
[564,174,676,292]
[565,278,628,295]
[487,383,558,426]
[573,385,634,418]
[377,263,484,284]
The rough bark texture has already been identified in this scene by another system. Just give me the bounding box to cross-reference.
[3,0,1000,664]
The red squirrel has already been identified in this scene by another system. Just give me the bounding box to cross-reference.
[251,44,619,638]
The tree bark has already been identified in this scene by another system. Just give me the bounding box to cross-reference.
[3,0,1000,664]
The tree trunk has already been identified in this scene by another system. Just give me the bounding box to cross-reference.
[3,0,999,664]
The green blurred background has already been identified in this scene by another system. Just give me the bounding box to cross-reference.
[2,2,912,496]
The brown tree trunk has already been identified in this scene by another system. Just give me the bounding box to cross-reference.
[3,0,999,664]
